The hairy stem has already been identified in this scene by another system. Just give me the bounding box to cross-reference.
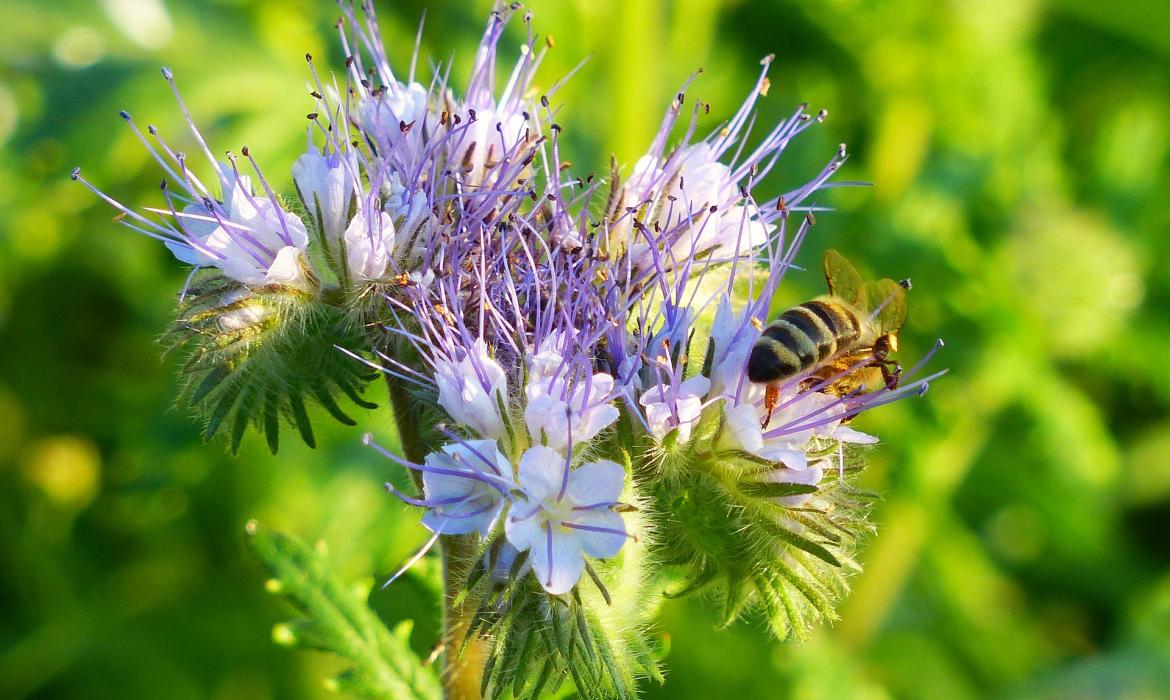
[440,534,487,700]
[385,374,486,700]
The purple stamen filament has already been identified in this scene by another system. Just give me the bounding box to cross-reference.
[561,521,629,538]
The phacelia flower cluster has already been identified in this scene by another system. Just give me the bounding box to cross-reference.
[78,2,942,696]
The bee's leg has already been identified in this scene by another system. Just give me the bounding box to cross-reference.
[871,334,902,390]
[879,360,902,389]
[762,383,780,430]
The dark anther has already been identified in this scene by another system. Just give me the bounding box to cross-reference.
[307,112,319,120]
[899,278,913,290]
[305,52,313,62]
[118,110,131,121]
[241,145,250,157]
[540,95,550,108]
[70,166,81,180]
[310,90,322,99]
[468,108,477,121]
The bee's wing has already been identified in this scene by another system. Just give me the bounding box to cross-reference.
[823,249,865,306]
[866,278,908,334]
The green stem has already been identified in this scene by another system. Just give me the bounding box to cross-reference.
[439,534,487,700]
[385,374,486,700]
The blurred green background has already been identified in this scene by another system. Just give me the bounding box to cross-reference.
[3,0,1170,698]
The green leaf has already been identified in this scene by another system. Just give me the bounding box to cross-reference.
[246,521,440,700]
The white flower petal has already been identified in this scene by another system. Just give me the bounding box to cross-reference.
[264,246,306,285]
[759,447,808,471]
[718,401,764,454]
[569,510,627,559]
[504,500,544,551]
[421,457,478,501]
[566,460,625,506]
[292,148,353,242]
[434,340,507,439]
[517,444,568,504]
[344,209,395,281]
[528,523,585,595]
[421,494,501,536]
[835,426,879,444]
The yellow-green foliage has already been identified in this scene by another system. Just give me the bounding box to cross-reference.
[4,0,1170,698]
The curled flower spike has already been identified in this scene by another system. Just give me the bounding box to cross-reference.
[505,445,628,595]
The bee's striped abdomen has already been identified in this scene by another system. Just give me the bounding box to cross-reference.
[746,298,862,383]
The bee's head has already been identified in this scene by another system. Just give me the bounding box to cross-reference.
[874,333,898,357]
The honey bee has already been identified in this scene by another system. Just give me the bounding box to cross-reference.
[747,249,908,427]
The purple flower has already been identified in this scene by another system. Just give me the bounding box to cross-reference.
[369,434,514,538]
[524,337,620,451]
[640,376,710,443]
[343,206,396,282]
[505,445,628,595]
[434,339,508,440]
[292,144,355,245]
[72,70,314,288]
[173,170,311,286]
[624,142,774,271]
[418,440,514,536]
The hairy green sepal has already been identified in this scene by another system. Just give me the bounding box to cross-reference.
[165,275,377,453]
[647,403,875,640]
[457,524,662,698]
